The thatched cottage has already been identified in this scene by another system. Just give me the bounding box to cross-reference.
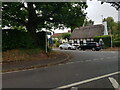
[70,24,107,46]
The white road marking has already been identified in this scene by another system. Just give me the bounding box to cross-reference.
[106,57,111,59]
[85,60,91,62]
[67,62,74,64]
[58,64,64,66]
[109,77,120,90]
[79,61,84,63]
[1,68,39,74]
[54,71,120,89]
[93,59,98,61]
[71,87,78,90]
[100,58,104,60]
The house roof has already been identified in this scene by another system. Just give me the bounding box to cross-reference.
[51,33,63,38]
[70,24,104,39]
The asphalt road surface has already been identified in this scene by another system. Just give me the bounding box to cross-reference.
[2,49,120,89]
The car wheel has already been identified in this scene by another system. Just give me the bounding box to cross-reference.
[92,48,95,51]
[78,48,81,50]
[60,47,63,50]
[96,49,100,51]
[68,47,71,50]
[82,48,85,51]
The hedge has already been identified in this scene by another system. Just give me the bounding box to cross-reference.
[2,29,47,51]
[2,29,36,51]
[113,41,120,47]
[93,35,111,48]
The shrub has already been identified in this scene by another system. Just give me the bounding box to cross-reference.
[2,29,35,51]
[53,40,57,44]
[37,31,46,50]
[113,41,120,47]
[56,42,60,47]
[93,35,111,48]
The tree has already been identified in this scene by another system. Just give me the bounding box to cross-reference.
[101,2,120,10]
[103,17,114,32]
[61,33,71,40]
[2,2,87,47]
[83,19,94,26]
[103,17,117,34]
[103,17,120,43]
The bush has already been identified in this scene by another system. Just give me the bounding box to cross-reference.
[93,35,111,48]
[37,31,46,50]
[53,40,57,44]
[2,29,35,51]
[113,41,120,47]
[56,42,60,47]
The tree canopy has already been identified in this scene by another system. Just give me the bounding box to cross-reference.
[2,2,87,32]
[83,19,94,26]
[101,2,120,10]
[2,2,87,47]
[61,33,71,40]
[103,17,119,34]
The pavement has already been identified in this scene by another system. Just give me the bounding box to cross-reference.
[2,52,71,72]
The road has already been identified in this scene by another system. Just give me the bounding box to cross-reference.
[2,49,119,89]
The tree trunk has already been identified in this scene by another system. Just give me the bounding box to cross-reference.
[26,2,39,47]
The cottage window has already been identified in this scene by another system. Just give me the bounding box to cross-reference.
[74,40,77,43]
[80,41,83,44]
[91,39,94,41]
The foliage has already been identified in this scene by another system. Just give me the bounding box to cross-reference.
[2,29,35,51]
[61,33,71,40]
[2,29,48,51]
[113,41,120,47]
[37,31,46,49]
[11,26,27,32]
[2,2,87,31]
[93,35,111,48]
[84,19,94,26]
[52,39,57,44]
[103,17,120,42]
[55,42,60,47]
[2,2,87,48]
[101,2,120,10]
[103,17,112,31]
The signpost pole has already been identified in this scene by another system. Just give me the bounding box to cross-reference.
[45,31,47,53]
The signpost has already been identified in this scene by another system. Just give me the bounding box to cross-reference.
[45,31,47,53]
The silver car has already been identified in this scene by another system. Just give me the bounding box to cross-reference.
[59,43,76,50]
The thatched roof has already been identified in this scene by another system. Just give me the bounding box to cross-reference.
[70,24,104,39]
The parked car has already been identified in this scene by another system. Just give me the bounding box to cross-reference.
[59,43,76,50]
[77,42,101,51]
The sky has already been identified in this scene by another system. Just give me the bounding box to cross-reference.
[86,0,118,25]
[54,0,119,33]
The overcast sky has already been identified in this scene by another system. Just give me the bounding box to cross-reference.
[54,0,119,33]
[86,0,118,25]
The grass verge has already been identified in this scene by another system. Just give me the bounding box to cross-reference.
[2,48,58,64]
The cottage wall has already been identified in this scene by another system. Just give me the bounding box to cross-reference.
[70,24,104,46]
